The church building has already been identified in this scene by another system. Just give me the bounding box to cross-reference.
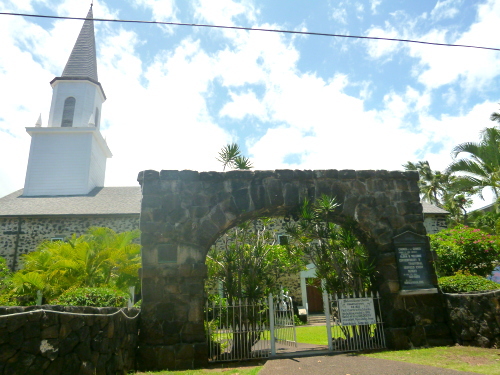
[0,6,448,315]
[0,7,141,271]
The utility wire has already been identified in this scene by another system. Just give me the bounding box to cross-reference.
[1,11,499,52]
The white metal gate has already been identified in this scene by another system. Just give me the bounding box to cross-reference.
[206,298,271,362]
[269,290,297,355]
[323,291,386,352]
[206,291,297,362]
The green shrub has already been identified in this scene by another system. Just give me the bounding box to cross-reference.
[51,287,129,307]
[430,225,500,277]
[438,274,500,293]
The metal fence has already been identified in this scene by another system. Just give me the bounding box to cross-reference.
[269,290,297,355]
[323,291,386,352]
[205,298,271,362]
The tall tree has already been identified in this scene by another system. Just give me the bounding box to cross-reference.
[403,161,451,206]
[285,195,374,296]
[447,127,500,200]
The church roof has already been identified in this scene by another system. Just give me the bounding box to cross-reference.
[0,187,141,217]
[420,202,449,215]
[61,7,98,82]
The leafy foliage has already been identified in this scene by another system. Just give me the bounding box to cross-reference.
[447,126,500,200]
[285,195,375,295]
[206,218,304,302]
[438,274,500,293]
[430,226,500,277]
[3,227,141,305]
[217,143,253,171]
[52,287,130,307]
[403,160,473,224]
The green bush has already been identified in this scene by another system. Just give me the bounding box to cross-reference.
[430,225,500,277]
[51,287,129,307]
[438,274,500,293]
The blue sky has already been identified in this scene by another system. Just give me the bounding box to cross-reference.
[1,0,500,207]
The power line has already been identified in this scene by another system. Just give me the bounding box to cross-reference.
[1,11,500,53]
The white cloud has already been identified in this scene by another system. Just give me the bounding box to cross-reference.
[430,0,460,21]
[365,24,403,59]
[365,0,500,92]
[370,0,382,14]
[220,91,268,120]
[331,7,348,24]
[135,0,178,22]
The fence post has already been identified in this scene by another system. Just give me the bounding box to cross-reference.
[268,293,276,356]
[323,290,333,351]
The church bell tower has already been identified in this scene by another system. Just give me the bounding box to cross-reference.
[23,6,112,196]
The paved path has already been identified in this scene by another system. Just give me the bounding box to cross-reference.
[260,353,482,375]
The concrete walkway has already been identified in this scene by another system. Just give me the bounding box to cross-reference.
[260,353,483,375]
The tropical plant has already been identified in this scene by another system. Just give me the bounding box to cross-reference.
[207,218,303,302]
[447,127,500,200]
[403,160,473,224]
[285,195,375,296]
[403,161,450,206]
[429,226,500,277]
[7,227,141,305]
[206,218,304,358]
[217,143,253,171]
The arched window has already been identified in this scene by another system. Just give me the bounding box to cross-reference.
[95,107,100,128]
[61,97,76,127]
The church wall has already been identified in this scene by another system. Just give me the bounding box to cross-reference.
[88,136,107,190]
[0,215,139,270]
[424,214,448,234]
[24,132,93,196]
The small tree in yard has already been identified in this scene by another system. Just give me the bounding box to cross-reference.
[285,195,375,296]
[430,225,500,277]
[285,195,376,343]
[206,218,304,358]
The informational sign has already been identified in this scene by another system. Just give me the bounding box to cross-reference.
[394,231,436,293]
[338,298,376,326]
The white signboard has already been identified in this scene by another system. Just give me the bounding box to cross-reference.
[338,298,376,326]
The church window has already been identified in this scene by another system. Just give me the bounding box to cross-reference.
[61,97,76,127]
[95,107,100,127]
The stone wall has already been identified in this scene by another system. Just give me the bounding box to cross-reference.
[138,168,450,370]
[0,215,139,270]
[0,305,140,374]
[444,290,500,348]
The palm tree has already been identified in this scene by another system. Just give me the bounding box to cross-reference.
[447,127,500,200]
[217,143,253,171]
[403,161,450,206]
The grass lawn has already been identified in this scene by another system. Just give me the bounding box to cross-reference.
[364,346,500,375]
[295,325,329,346]
[135,362,263,375]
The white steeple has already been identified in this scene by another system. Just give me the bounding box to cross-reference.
[23,6,112,197]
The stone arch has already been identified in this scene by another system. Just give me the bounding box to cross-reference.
[137,169,450,370]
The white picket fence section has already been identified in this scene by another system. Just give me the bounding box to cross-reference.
[323,291,386,352]
[205,290,385,362]
[269,290,297,355]
[206,298,271,362]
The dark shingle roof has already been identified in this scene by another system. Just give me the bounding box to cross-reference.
[0,186,446,217]
[61,7,98,81]
[421,202,449,215]
[0,187,141,217]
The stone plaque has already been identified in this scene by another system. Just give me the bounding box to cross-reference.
[394,231,436,293]
[338,298,376,326]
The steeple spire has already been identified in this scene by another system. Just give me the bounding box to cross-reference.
[61,7,98,81]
